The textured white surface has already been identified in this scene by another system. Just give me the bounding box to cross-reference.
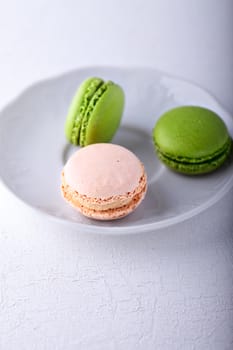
[0,187,233,349]
[0,0,233,349]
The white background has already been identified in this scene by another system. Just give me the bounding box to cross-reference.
[0,0,233,349]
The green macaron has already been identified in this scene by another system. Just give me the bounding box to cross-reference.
[65,77,125,146]
[153,106,232,175]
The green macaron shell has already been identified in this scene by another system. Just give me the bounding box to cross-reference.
[65,77,104,145]
[65,77,124,146]
[79,81,125,146]
[153,106,232,174]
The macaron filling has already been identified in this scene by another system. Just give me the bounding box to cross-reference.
[155,137,232,174]
[62,171,147,212]
[70,78,104,144]
[61,172,147,220]
[79,81,113,146]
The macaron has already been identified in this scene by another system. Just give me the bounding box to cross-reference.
[61,143,147,220]
[153,106,232,175]
[65,77,125,146]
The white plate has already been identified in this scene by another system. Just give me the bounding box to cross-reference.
[0,66,233,234]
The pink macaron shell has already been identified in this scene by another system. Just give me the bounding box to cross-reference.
[63,143,144,198]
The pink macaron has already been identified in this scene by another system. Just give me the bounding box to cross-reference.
[61,143,147,220]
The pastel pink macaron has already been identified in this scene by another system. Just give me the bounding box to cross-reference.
[61,143,147,220]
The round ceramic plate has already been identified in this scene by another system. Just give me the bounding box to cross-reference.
[0,66,233,234]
